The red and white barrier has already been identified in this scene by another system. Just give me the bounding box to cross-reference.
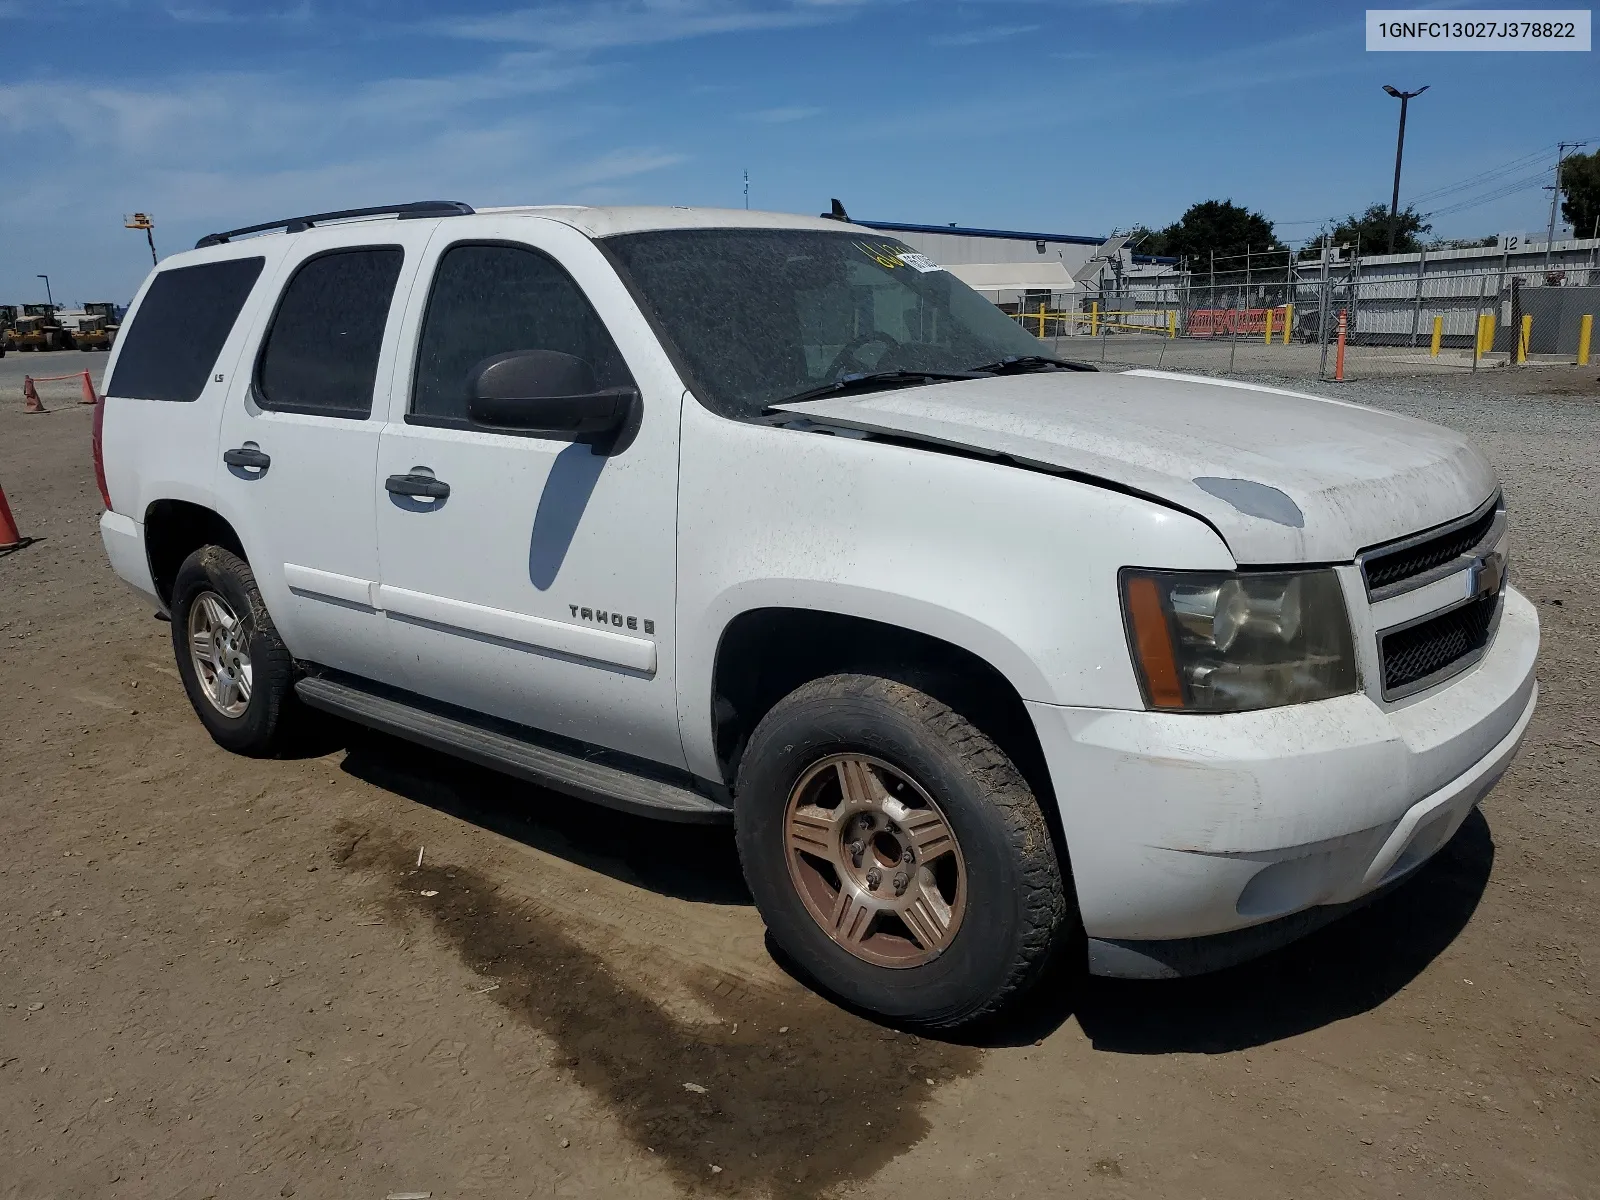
[20,369,97,413]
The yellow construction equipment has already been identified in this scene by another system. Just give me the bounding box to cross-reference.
[4,304,71,352]
[72,302,121,351]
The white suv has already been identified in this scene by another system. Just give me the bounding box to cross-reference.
[96,201,1538,1029]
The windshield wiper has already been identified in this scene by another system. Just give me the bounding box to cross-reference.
[768,369,984,408]
[964,355,1096,374]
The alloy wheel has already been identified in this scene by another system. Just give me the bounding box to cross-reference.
[784,753,967,968]
[187,590,252,718]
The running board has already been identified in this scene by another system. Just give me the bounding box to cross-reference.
[295,675,731,824]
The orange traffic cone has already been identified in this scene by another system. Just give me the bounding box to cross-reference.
[0,480,32,554]
[22,376,46,414]
[79,370,98,405]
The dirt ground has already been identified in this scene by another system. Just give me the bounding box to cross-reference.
[2,350,1597,1200]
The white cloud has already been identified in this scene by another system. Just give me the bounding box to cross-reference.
[745,105,824,122]
[163,1,313,24]
[929,23,1038,47]
[437,0,852,50]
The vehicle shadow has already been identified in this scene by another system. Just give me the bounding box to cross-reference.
[1068,807,1496,1054]
[335,726,751,907]
[332,720,1494,1054]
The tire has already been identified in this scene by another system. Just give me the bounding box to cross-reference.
[170,545,301,756]
[734,673,1074,1030]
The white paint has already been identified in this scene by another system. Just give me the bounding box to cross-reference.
[780,369,1497,564]
[98,510,156,601]
[375,584,656,673]
[284,563,378,609]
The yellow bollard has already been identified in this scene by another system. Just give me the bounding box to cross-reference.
[1430,315,1443,357]
[1038,302,1046,339]
[1482,314,1498,357]
[1089,301,1099,337]
[1282,303,1292,345]
[1579,314,1593,366]
[1168,309,1176,339]
[1264,308,1274,345]
[1516,314,1532,363]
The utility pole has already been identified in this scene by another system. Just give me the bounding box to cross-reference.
[1383,84,1429,253]
[36,274,53,310]
[1545,142,1588,272]
[125,212,158,266]
[743,171,749,210]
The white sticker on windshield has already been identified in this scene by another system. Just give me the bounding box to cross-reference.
[896,251,943,273]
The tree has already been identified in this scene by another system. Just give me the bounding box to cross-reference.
[1125,224,1166,255]
[1327,203,1433,254]
[1142,200,1283,266]
[1559,148,1600,240]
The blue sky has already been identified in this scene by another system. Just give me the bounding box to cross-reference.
[2,0,1596,304]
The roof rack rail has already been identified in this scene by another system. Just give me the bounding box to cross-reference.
[195,200,475,249]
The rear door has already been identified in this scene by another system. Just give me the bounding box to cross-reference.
[213,225,432,682]
[371,218,687,768]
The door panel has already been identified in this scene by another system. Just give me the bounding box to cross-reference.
[213,229,430,685]
[374,220,686,770]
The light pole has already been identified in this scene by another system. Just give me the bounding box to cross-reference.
[36,274,53,310]
[1383,84,1428,254]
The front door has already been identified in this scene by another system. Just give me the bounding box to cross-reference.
[214,226,432,684]
[372,219,686,769]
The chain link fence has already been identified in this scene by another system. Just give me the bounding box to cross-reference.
[1009,255,1598,381]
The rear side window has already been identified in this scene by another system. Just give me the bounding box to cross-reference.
[411,243,632,424]
[107,257,265,402]
[256,247,404,419]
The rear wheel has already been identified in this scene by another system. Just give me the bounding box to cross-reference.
[170,546,301,755]
[735,673,1075,1030]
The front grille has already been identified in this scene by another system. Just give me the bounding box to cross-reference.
[1381,593,1499,695]
[1363,501,1499,593]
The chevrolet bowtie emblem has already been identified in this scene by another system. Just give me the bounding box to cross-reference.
[1470,549,1506,600]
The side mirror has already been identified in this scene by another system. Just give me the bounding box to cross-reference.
[466,350,638,441]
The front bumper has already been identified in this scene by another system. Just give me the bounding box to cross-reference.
[1028,585,1539,977]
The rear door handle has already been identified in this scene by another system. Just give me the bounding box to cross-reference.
[223,446,271,471]
[385,473,450,500]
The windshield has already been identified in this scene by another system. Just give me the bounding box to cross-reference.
[604,228,1048,417]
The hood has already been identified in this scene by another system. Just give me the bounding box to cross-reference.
[775,369,1497,564]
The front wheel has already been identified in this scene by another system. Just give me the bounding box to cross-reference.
[170,545,301,755]
[734,673,1075,1030]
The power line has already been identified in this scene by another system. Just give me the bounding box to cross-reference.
[1273,139,1598,231]
[1405,145,1557,205]
[1424,171,1552,220]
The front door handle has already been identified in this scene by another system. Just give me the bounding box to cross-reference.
[223,446,271,471]
[385,473,450,500]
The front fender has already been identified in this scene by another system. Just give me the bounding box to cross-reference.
[674,403,1235,778]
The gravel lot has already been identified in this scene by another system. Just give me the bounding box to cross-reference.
[1,350,1597,1200]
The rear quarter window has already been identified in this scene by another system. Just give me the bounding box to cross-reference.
[106,257,265,402]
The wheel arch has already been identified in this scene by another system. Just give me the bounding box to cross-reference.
[143,499,247,608]
[707,604,1075,898]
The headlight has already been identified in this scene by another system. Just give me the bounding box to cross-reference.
[1121,568,1359,712]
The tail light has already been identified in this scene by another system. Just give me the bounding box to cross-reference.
[91,393,112,511]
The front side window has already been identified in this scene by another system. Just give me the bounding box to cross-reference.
[604,228,1046,418]
[107,257,265,403]
[411,243,632,424]
[256,247,404,419]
